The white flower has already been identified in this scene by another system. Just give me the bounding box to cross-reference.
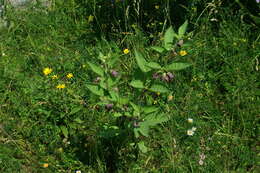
[187,127,197,136]
[187,129,195,136]
[187,118,193,123]
[191,127,197,131]
[75,170,81,173]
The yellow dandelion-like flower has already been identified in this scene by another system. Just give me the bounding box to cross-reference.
[51,75,58,79]
[168,95,173,101]
[179,50,187,56]
[56,84,66,89]
[66,73,73,79]
[43,163,49,168]
[43,67,52,76]
[88,15,94,22]
[155,5,160,9]
[123,48,130,54]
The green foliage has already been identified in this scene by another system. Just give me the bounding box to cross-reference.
[0,1,259,172]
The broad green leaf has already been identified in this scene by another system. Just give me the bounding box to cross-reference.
[164,26,178,50]
[68,107,81,115]
[149,84,170,93]
[138,141,148,153]
[146,62,162,70]
[134,50,151,72]
[144,113,169,126]
[151,46,165,53]
[109,90,119,101]
[113,112,122,117]
[137,124,150,137]
[178,20,188,38]
[74,118,83,124]
[130,80,145,89]
[60,126,68,138]
[143,106,159,114]
[86,84,104,96]
[118,97,129,105]
[130,102,140,112]
[87,62,104,77]
[164,62,191,71]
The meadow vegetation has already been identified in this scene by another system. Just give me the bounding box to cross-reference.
[0,0,259,172]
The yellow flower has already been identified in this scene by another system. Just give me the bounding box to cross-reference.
[179,50,187,56]
[51,75,58,79]
[168,95,173,101]
[66,73,73,79]
[123,48,130,54]
[43,163,49,168]
[56,84,65,89]
[88,15,94,22]
[155,5,160,9]
[43,67,52,76]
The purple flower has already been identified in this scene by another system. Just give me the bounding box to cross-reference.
[162,72,175,82]
[110,70,119,77]
[257,0,260,3]
[152,72,160,79]
[166,72,175,80]
[105,103,114,110]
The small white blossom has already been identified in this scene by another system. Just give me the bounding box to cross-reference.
[199,159,204,165]
[187,129,195,136]
[75,170,81,173]
[191,127,197,131]
[187,118,193,123]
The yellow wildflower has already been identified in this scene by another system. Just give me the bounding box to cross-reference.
[56,84,65,89]
[51,75,58,79]
[179,50,187,56]
[155,5,160,9]
[43,163,49,168]
[123,48,130,54]
[88,15,94,22]
[43,67,52,76]
[66,73,73,79]
[168,95,173,101]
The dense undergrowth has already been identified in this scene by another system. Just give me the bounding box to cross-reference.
[0,0,259,172]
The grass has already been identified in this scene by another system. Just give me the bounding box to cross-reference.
[0,2,259,173]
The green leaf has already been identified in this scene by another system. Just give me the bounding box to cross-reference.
[149,84,170,93]
[134,49,151,72]
[138,141,148,153]
[146,62,162,70]
[178,20,188,38]
[87,62,104,77]
[164,62,191,71]
[109,90,119,101]
[130,102,140,113]
[164,26,178,50]
[60,126,68,138]
[68,107,81,116]
[144,113,169,126]
[86,84,104,96]
[74,118,83,124]
[113,112,122,117]
[143,106,159,114]
[151,46,165,53]
[118,97,129,105]
[137,125,150,137]
[130,80,145,89]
